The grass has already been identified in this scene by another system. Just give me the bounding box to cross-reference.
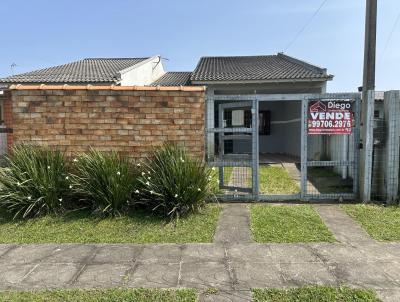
[259,165,300,195]
[341,204,400,241]
[253,286,380,302]
[250,205,335,243]
[0,205,221,244]
[308,167,353,194]
[0,288,197,302]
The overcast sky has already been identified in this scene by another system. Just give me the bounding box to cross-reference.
[0,0,399,92]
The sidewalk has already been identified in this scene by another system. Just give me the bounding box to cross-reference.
[0,204,399,302]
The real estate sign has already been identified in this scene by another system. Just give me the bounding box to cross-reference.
[308,99,353,135]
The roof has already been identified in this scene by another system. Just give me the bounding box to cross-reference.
[8,84,205,92]
[150,72,192,86]
[190,53,333,83]
[0,58,149,84]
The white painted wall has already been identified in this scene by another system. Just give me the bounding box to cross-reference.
[119,56,165,86]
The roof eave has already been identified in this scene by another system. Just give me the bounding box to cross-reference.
[191,77,333,85]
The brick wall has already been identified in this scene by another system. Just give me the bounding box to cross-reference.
[9,85,205,160]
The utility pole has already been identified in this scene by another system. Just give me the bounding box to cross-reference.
[360,0,377,202]
[362,0,377,97]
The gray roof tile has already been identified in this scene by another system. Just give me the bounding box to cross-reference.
[150,72,192,86]
[190,53,333,82]
[0,58,149,84]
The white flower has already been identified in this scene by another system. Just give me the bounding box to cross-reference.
[148,176,151,180]
[141,172,146,176]
[58,198,62,202]
[146,181,150,186]
[147,171,150,175]
[197,188,201,192]
[180,157,185,163]
[135,189,139,194]
[117,171,121,175]
[65,176,69,180]
[69,185,73,189]
[73,158,78,162]
[47,166,50,169]
[150,190,154,195]
[136,163,141,167]
[17,182,21,186]
[27,196,32,200]
[174,194,178,198]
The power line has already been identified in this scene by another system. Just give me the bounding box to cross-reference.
[283,0,329,52]
[380,10,400,60]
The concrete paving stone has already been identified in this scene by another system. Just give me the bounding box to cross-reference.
[126,262,179,288]
[227,244,273,263]
[180,261,232,290]
[0,245,15,258]
[356,242,400,262]
[314,205,374,244]
[92,245,143,264]
[308,243,366,263]
[199,290,252,302]
[20,263,81,289]
[337,262,399,289]
[279,262,337,287]
[0,264,37,289]
[268,244,323,264]
[214,204,252,244]
[138,244,182,264]
[232,261,284,290]
[376,289,400,302]
[72,263,131,288]
[182,244,226,264]
[43,244,97,264]
[0,245,58,265]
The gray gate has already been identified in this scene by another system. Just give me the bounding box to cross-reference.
[206,93,361,201]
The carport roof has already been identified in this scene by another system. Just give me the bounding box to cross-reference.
[151,72,192,86]
[191,53,333,83]
[0,58,149,84]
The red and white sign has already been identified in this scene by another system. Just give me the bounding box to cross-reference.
[308,100,353,135]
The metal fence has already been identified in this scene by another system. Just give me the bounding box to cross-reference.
[206,93,361,202]
[370,91,400,203]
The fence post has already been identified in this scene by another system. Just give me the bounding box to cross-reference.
[252,98,259,200]
[300,97,308,200]
[360,90,375,202]
[384,90,400,204]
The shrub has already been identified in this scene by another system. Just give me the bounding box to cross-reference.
[0,145,69,219]
[134,144,214,219]
[70,149,136,216]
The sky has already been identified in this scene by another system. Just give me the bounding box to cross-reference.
[0,0,399,92]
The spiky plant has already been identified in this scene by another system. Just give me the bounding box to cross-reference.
[70,149,136,216]
[0,145,69,219]
[134,143,215,219]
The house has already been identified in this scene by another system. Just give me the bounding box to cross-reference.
[0,53,333,162]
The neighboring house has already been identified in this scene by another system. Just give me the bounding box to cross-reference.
[0,55,165,87]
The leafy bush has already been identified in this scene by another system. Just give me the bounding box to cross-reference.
[70,149,136,216]
[0,145,69,219]
[134,144,214,219]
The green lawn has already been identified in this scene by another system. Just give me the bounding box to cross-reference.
[341,204,400,241]
[259,165,300,195]
[250,205,335,243]
[0,205,221,244]
[253,286,380,302]
[0,288,197,302]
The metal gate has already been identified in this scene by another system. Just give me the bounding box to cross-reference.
[206,93,361,201]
